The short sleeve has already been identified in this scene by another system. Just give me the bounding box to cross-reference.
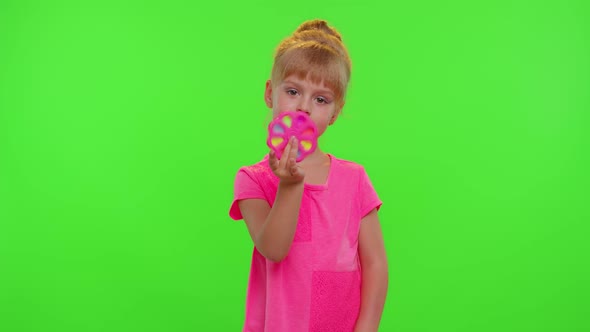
[229,168,267,220]
[359,167,382,218]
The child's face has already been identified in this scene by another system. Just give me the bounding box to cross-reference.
[265,74,341,137]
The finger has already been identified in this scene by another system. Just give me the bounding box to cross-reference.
[294,169,303,178]
[287,156,295,173]
[290,137,298,162]
[269,150,279,170]
[280,137,293,168]
[290,163,299,176]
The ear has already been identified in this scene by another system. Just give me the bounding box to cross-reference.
[264,80,273,108]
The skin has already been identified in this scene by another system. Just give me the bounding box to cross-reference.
[238,74,388,331]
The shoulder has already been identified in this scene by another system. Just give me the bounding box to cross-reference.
[236,156,272,176]
[330,154,377,189]
[233,155,277,186]
[330,154,368,175]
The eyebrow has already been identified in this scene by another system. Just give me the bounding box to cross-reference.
[282,80,335,97]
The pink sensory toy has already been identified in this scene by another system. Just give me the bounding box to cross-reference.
[267,111,318,162]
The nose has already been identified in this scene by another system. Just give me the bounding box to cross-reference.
[296,100,311,115]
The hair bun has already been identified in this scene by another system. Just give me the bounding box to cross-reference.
[295,19,342,41]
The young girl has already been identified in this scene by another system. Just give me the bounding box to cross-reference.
[229,19,388,332]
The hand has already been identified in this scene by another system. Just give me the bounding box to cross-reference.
[269,136,305,185]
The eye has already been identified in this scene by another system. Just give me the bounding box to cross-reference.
[286,89,298,96]
[316,96,329,104]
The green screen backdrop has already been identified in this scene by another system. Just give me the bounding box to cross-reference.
[1,1,589,331]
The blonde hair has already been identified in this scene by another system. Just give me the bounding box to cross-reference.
[271,19,351,107]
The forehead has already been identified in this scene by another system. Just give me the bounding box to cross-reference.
[273,46,346,96]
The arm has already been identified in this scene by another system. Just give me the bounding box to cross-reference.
[238,137,305,262]
[354,209,388,332]
[238,182,303,262]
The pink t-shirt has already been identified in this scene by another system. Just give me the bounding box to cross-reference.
[229,154,382,332]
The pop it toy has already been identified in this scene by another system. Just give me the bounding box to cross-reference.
[267,111,318,162]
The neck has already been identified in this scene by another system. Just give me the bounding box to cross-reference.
[299,147,329,166]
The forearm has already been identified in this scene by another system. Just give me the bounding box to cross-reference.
[354,262,388,332]
[255,181,304,262]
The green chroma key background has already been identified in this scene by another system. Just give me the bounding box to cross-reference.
[1,1,588,331]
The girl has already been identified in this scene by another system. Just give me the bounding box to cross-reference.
[229,19,388,332]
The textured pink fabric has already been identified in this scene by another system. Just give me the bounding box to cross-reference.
[230,154,382,332]
[310,271,361,331]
